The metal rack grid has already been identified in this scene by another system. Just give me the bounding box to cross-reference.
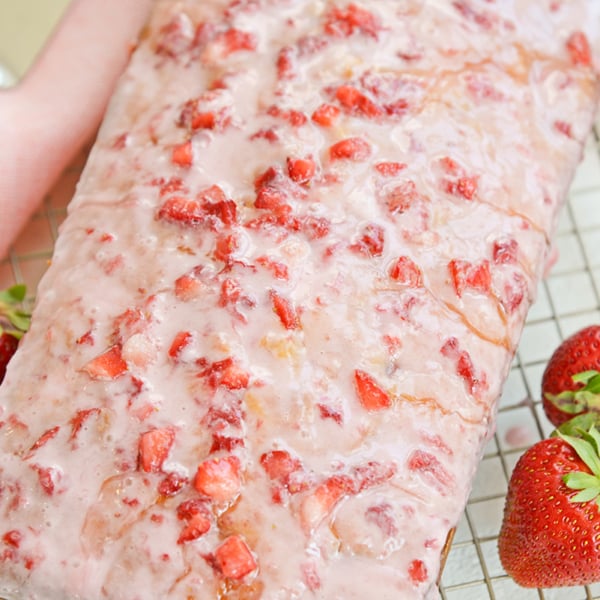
[0,118,599,599]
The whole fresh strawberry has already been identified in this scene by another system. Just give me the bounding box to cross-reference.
[498,422,600,588]
[0,284,30,384]
[541,325,600,427]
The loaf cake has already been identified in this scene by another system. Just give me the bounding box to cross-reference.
[1,1,599,598]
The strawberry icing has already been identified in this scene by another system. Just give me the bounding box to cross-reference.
[1,1,599,598]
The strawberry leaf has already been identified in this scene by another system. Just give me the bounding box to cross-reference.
[0,284,26,304]
[559,432,600,477]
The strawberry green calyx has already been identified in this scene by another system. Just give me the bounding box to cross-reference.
[0,284,30,339]
[558,427,600,507]
[545,370,600,416]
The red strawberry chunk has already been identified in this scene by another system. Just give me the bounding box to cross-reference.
[311,103,340,126]
[441,337,486,395]
[168,331,192,360]
[194,455,241,501]
[171,140,193,167]
[256,256,289,280]
[445,176,478,200]
[389,256,423,287]
[351,223,385,257]
[448,259,491,297]
[384,180,419,214]
[566,31,592,66]
[334,85,383,118]
[69,408,101,442]
[214,232,240,263]
[408,559,428,584]
[201,357,251,390]
[215,28,257,57]
[157,196,205,226]
[354,369,392,411]
[287,156,316,184]
[329,137,371,161]
[26,426,60,458]
[407,449,454,493]
[2,530,22,548]
[269,290,301,330]
[300,475,355,532]
[324,4,382,39]
[82,345,128,380]
[260,449,303,484]
[158,472,188,497]
[276,45,296,80]
[492,238,518,265]
[175,271,204,301]
[352,460,397,492]
[375,162,407,176]
[138,427,176,473]
[177,511,211,544]
[214,534,257,579]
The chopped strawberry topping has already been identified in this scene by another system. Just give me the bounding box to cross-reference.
[375,162,407,176]
[176,501,212,544]
[350,223,385,257]
[214,232,240,263]
[171,140,193,167]
[448,259,491,297]
[566,31,592,66]
[502,272,527,314]
[408,559,428,584]
[215,28,257,57]
[389,256,423,287]
[311,103,341,127]
[168,331,193,360]
[175,270,204,301]
[300,475,354,532]
[157,197,205,226]
[267,105,308,127]
[194,455,241,501]
[286,156,316,184]
[199,356,251,390]
[31,464,59,496]
[407,449,454,493]
[138,427,176,473]
[384,180,419,214]
[256,256,289,280]
[69,408,101,442]
[269,290,301,330]
[82,345,128,380]
[329,137,371,161]
[354,369,392,411]
[260,449,303,483]
[492,238,518,265]
[276,45,296,80]
[554,120,573,138]
[26,426,60,458]
[352,460,397,492]
[324,4,382,39]
[2,530,22,548]
[158,472,188,497]
[303,216,331,240]
[214,534,257,579]
[334,85,383,118]
[441,337,487,395]
[317,403,343,425]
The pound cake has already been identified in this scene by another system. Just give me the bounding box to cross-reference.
[1,1,599,598]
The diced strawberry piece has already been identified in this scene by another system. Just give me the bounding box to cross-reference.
[250,127,280,143]
[2,530,22,548]
[31,464,59,496]
[82,345,128,380]
[502,272,527,314]
[267,105,308,127]
[302,216,331,240]
[138,427,176,473]
[76,330,94,346]
[301,561,322,592]
[554,120,573,138]
[389,256,423,287]
[492,238,518,265]
[384,98,409,117]
[254,185,289,212]
[375,162,407,176]
[260,449,303,483]
[191,111,216,129]
[445,176,478,200]
[155,14,193,57]
[24,426,60,461]
[256,256,289,280]
[354,369,392,411]
[218,278,256,322]
[334,85,383,118]
[384,180,419,214]
[269,290,301,330]
[441,337,486,395]
[253,166,278,191]
[194,456,241,501]
[203,357,251,390]
[566,31,592,66]
[69,408,101,442]
[287,156,316,184]
[158,472,188,497]
[317,403,343,424]
[157,196,205,227]
[440,156,460,175]
[176,497,209,521]
[210,434,244,453]
[448,259,491,297]
[324,4,382,39]
[408,559,428,584]
[153,176,188,197]
[177,511,212,544]
[168,331,192,360]
[350,223,385,257]
[174,271,203,301]
[311,103,341,127]
[300,475,355,532]
[171,140,193,167]
[329,137,371,161]
[407,449,454,493]
[214,534,257,579]
[352,460,397,492]
[276,45,296,80]
[214,232,240,263]
[215,28,257,57]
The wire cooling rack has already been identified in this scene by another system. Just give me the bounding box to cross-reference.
[0,117,599,599]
